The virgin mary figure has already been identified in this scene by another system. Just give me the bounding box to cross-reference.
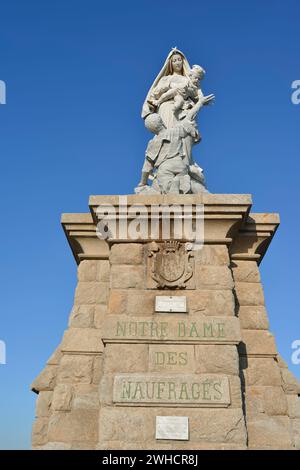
[141,48,195,130]
[137,49,214,195]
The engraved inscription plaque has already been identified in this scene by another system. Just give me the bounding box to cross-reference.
[156,416,189,440]
[113,374,231,406]
[155,296,187,313]
[102,315,241,345]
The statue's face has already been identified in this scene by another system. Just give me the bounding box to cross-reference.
[190,72,199,86]
[171,54,183,73]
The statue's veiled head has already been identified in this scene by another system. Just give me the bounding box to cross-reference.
[141,48,191,119]
[168,52,184,75]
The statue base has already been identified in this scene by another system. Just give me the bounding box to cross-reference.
[31,193,300,450]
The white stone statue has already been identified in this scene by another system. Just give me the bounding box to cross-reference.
[136,48,214,194]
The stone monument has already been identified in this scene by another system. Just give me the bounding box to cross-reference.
[31,48,300,450]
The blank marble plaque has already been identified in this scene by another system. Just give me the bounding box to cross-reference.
[155,416,189,440]
[155,296,187,313]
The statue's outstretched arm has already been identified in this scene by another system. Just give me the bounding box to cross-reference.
[187,94,215,121]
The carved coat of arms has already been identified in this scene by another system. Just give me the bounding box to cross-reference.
[148,241,193,289]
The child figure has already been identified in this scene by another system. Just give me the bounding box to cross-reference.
[149,65,205,113]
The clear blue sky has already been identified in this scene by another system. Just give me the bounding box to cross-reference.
[0,0,299,450]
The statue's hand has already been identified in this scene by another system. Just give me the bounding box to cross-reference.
[202,94,215,105]
[147,98,159,109]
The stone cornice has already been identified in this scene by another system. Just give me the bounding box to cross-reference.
[89,193,252,245]
[61,195,279,265]
[61,213,109,265]
[230,213,280,265]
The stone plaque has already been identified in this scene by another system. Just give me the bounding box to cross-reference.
[113,374,230,407]
[155,296,187,313]
[156,416,189,440]
[102,315,241,345]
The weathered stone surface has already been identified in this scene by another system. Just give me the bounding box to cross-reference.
[31,365,57,392]
[104,343,148,373]
[189,409,246,444]
[238,306,269,330]
[69,305,94,328]
[195,266,234,290]
[247,415,293,449]
[74,382,98,396]
[32,418,49,446]
[228,375,243,409]
[96,260,110,282]
[48,410,98,443]
[194,245,229,266]
[126,289,235,316]
[96,441,247,450]
[113,374,231,406]
[73,388,99,410]
[99,407,153,443]
[35,391,53,417]
[46,347,62,366]
[281,368,300,394]
[241,330,277,356]
[102,315,241,344]
[52,384,73,411]
[34,442,72,450]
[276,354,288,369]
[99,407,245,445]
[149,345,195,372]
[96,441,174,450]
[57,355,94,384]
[89,193,252,207]
[243,357,282,386]
[195,345,239,375]
[70,441,97,450]
[111,265,144,289]
[78,260,97,282]
[74,282,109,305]
[93,304,107,329]
[291,418,300,449]
[235,282,265,306]
[92,356,103,385]
[188,290,235,316]
[287,395,300,418]
[246,386,287,416]
[231,261,260,283]
[99,374,114,406]
[127,290,154,315]
[110,244,144,265]
[108,290,128,315]
[61,328,104,354]
[245,386,264,415]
